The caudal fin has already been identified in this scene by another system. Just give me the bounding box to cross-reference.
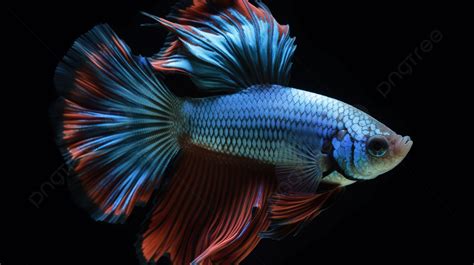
[53,24,182,223]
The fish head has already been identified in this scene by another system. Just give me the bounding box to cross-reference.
[330,110,413,181]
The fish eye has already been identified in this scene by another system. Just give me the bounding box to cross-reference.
[367,135,389,157]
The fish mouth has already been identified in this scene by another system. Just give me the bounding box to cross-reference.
[393,135,413,157]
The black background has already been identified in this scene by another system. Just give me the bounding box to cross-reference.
[5,1,466,264]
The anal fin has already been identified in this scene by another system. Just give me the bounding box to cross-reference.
[137,141,277,264]
[261,188,343,240]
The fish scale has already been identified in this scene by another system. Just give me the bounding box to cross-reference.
[182,85,359,164]
[52,1,413,262]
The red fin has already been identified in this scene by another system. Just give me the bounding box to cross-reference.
[143,0,295,92]
[261,188,343,240]
[54,25,180,223]
[167,0,270,24]
[137,141,277,264]
[155,0,282,60]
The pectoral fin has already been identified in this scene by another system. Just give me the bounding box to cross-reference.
[275,141,332,194]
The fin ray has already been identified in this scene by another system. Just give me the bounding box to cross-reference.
[276,140,328,194]
[261,188,343,240]
[53,24,181,223]
[137,140,277,264]
[144,0,296,92]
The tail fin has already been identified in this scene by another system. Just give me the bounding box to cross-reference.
[53,24,182,223]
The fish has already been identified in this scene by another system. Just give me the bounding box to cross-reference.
[52,0,413,264]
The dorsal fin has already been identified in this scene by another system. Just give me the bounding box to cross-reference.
[143,0,296,93]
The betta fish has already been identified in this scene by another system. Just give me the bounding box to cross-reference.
[52,0,413,264]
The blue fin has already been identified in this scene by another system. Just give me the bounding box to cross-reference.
[276,141,329,194]
[144,0,296,93]
[53,24,182,223]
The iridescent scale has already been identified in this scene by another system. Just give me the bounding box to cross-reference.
[183,85,359,164]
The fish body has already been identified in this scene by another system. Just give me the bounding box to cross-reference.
[52,0,413,264]
[183,85,340,164]
[183,85,409,180]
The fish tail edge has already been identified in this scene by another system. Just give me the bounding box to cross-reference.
[53,24,182,223]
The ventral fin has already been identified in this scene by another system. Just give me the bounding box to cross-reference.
[137,140,277,264]
[143,0,296,93]
[321,170,356,187]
